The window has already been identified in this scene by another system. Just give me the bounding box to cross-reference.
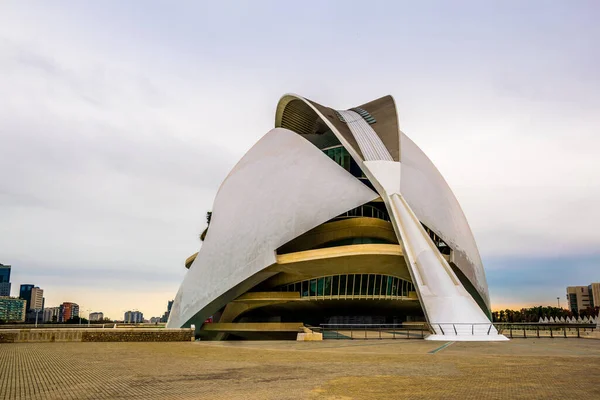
[361,274,370,295]
[317,278,325,296]
[276,274,413,300]
[374,275,382,296]
[334,205,390,222]
[351,275,360,296]
[332,275,339,296]
[342,152,350,170]
[324,276,332,296]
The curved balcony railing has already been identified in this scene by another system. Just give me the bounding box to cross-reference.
[335,205,390,222]
[275,273,415,300]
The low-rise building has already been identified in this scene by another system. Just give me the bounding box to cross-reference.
[43,307,60,323]
[567,283,600,314]
[89,312,104,321]
[589,283,600,309]
[0,296,27,322]
[124,310,144,324]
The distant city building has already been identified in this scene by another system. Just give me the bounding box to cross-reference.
[19,284,44,313]
[89,312,104,321]
[567,287,590,314]
[160,300,174,323]
[149,317,161,324]
[124,310,144,323]
[43,307,60,323]
[590,283,600,309]
[20,285,45,322]
[60,302,79,322]
[19,284,34,306]
[30,287,44,312]
[0,297,27,322]
[0,263,11,297]
[567,283,600,314]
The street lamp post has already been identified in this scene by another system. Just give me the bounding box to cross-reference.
[87,309,91,328]
[34,308,40,328]
[557,297,560,308]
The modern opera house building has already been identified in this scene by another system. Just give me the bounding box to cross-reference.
[167,94,507,341]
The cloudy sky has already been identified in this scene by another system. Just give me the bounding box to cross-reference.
[1,1,598,319]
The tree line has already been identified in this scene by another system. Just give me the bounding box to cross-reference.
[492,306,600,323]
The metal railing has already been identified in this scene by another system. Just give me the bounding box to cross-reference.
[431,322,597,338]
[315,322,597,340]
[335,205,390,222]
[430,322,500,336]
[315,323,428,340]
[494,323,596,339]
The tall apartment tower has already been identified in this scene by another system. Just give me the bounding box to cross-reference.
[19,284,44,312]
[30,287,44,311]
[60,302,79,322]
[161,300,174,323]
[0,264,11,297]
[19,284,34,310]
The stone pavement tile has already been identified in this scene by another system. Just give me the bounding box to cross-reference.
[0,339,599,399]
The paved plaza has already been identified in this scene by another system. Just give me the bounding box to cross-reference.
[1,339,599,399]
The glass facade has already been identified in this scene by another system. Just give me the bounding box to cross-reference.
[323,146,360,177]
[568,293,578,313]
[0,264,10,283]
[322,146,390,222]
[422,224,452,255]
[0,264,10,297]
[276,273,415,299]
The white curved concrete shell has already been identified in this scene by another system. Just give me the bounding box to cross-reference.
[167,128,378,329]
[168,93,506,341]
[399,132,489,310]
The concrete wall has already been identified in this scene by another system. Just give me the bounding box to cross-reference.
[0,328,194,343]
[0,323,167,329]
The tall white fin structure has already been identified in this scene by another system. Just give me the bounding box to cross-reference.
[334,110,506,341]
